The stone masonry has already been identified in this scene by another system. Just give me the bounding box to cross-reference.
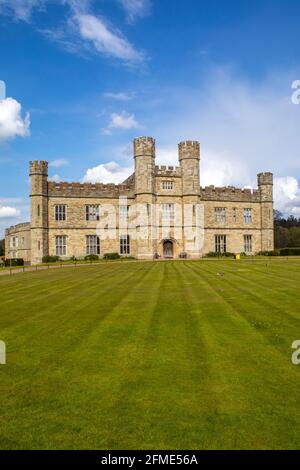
[5,137,274,264]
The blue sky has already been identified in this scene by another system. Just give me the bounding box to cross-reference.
[1,0,300,236]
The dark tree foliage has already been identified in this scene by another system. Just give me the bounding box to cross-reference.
[0,239,4,257]
[274,212,300,248]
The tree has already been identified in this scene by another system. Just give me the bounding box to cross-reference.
[0,239,4,257]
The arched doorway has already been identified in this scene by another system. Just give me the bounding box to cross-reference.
[163,240,174,259]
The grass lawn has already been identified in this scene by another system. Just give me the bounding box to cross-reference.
[1,259,300,450]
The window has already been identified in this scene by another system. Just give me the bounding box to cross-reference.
[38,241,41,251]
[37,205,40,217]
[120,235,130,255]
[244,235,252,254]
[10,236,18,249]
[86,205,100,221]
[162,181,174,190]
[119,205,128,220]
[215,235,227,253]
[244,208,252,224]
[56,236,67,256]
[86,235,100,255]
[233,208,237,223]
[215,207,226,223]
[55,205,66,221]
[162,203,175,220]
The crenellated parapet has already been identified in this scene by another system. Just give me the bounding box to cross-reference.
[48,181,135,198]
[155,165,182,177]
[200,186,261,202]
[5,222,31,236]
[30,160,48,176]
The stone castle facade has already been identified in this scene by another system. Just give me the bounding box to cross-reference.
[5,137,274,264]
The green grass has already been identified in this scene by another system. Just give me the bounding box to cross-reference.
[1,259,300,450]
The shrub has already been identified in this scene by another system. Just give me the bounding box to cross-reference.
[42,255,60,263]
[205,252,235,258]
[279,248,300,256]
[258,250,280,257]
[84,254,99,261]
[4,258,24,267]
[103,253,120,260]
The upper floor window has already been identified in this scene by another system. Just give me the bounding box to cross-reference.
[120,235,130,255]
[162,181,174,190]
[55,205,66,221]
[244,208,252,224]
[215,207,226,223]
[119,205,129,220]
[86,235,100,255]
[232,208,237,223]
[56,236,67,256]
[86,205,100,221]
[244,235,252,254]
[10,236,18,249]
[162,203,175,220]
[215,235,227,253]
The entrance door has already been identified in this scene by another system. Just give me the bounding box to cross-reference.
[163,241,174,259]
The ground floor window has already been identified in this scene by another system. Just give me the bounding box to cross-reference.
[56,236,67,256]
[120,235,130,255]
[86,235,100,255]
[215,235,227,253]
[244,235,252,254]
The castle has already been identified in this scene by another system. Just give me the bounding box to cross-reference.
[5,137,274,264]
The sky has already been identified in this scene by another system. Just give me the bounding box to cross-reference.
[1,0,300,237]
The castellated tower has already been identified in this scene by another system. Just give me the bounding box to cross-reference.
[134,137,156,259]
[179,141,201,257]
[179,141,200,196]
[30,161,49,265]
[258,172,274,251]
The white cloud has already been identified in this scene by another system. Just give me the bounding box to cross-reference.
[82,161,132,184]
[0,0,45,21]
[48,174,63,182]
[102,111,141,134]
[49,159,69,168]
[0,1,144,63]
[74,13,143,62]
[0,97,30,143]
[104,91,135,101]
[274,176,300,216]
[0,205,21,218]
[117,0,151,22]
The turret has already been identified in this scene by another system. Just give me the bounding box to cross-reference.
[134,137,155,196]
[178,141,200,195]
[258,172,274,251]
[30,161,49,264]
[258,172,273,202]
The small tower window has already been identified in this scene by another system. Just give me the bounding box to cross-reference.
[37,205,40,217]
[162,181,174,190]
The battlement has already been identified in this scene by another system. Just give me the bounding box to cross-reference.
[200,185,261,202]
[178,141,200,161]
[30,160,48,176]
[5,222,30,236]
[257,172,273,186]
[48,181,135,198]
[134,136,156,157]
[155,165,182,177]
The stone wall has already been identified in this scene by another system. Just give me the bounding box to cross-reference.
[5,222,31,262]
